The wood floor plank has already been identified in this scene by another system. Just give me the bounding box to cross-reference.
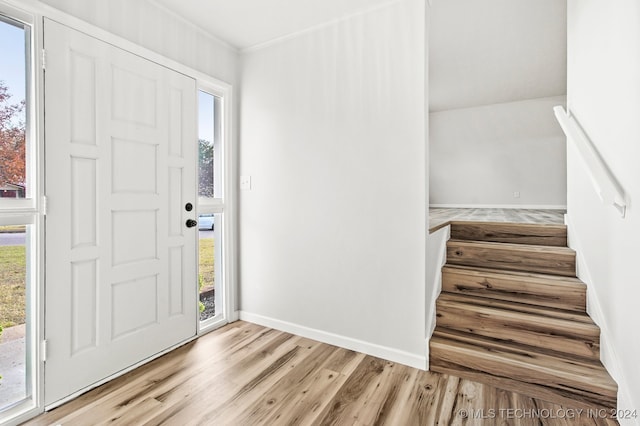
[150,334,314,425]
[339,361,406,425]
[25,321,619,426]
[370,367,420,425]
[363,364,414,425]
[312,356,386,425]
[448,379,483,426]
[227,342,338,425]
[136,328,302,424]
[263,347,365,425]
[380,368,453,426]
[433,373,463,425]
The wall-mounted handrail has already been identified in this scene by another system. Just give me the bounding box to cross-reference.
[554,106,627,218]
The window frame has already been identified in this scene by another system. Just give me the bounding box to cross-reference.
[0,5,36,211]
[0,1,45,424]
[196,81,234,333]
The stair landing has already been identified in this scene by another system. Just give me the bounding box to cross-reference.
[429,208,565,233]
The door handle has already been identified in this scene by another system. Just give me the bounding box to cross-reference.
[186,219,197,228]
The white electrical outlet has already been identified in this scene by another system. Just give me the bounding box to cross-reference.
[240,175,252,191]
[513,191,521,198]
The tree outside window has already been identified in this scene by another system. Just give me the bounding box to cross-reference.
[0,81,25,196]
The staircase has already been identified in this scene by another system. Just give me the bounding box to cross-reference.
[429,221,618,410]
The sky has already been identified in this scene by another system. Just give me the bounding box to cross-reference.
[198,91,215,144]
[0,17,26,106]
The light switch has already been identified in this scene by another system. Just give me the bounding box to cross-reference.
[240,175,252,191]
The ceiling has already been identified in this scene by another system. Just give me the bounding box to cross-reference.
[152,0,397,50]
[151,0,566,111]
[429,0,567,111]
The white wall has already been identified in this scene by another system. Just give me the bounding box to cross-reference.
[430,96,567,207]
[567,0,640,420]
[239,0,427,366]
[38,0,238,84]
[429,0,567,207]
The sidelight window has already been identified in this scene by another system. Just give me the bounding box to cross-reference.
[197,89,225,328]
[0,4,40,423]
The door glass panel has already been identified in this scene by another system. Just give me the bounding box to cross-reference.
[0,223,31,410]
[0,15,28,199]
[0,9,36,421]
[198,91,222,199]
[198,213,221,322]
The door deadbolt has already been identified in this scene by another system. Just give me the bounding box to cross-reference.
[185,202,193,212]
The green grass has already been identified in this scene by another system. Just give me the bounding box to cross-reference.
[0,225,26,233]
[0,245,26,328]
[0,239,215,328]
[199,238,215,292]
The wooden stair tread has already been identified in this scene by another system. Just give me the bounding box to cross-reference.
[431,221,617,410]
[443,264,583,285]
[450,221,567,247]
[442,264,586,312]
[447,239,576,277]
[430,329,617,409]
[438,292,592,324]
[433,328,600,366]
[436,293,600,360]
[448,239,575,255]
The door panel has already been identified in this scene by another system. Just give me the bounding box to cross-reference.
[44,19,197,405]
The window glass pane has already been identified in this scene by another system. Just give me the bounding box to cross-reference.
[0,223,31,410]
[198,213,221,322]
[0,16,28,199]
[198,91,222,199]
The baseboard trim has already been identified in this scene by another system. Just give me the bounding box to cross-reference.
[238,311,427,370]
[585,273,638,424]
[430,204,567,210]
[567,218,639,424]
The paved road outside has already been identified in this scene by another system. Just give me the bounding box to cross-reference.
[199,230,214,239]
[0,325,26,408]
[0,232,213,246]
[0,233,25,246]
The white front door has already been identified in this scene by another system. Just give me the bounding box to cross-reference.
[44,19,197,405]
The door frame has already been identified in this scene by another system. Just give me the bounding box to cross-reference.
[0,0,237,419]
[42,10,238,406]
[44,18,205,405]
[35,5,239,328]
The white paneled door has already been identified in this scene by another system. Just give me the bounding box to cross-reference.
[44,19,197,405]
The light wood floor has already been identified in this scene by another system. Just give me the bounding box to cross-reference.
[429,208,566,233]
[25,321,618,426]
